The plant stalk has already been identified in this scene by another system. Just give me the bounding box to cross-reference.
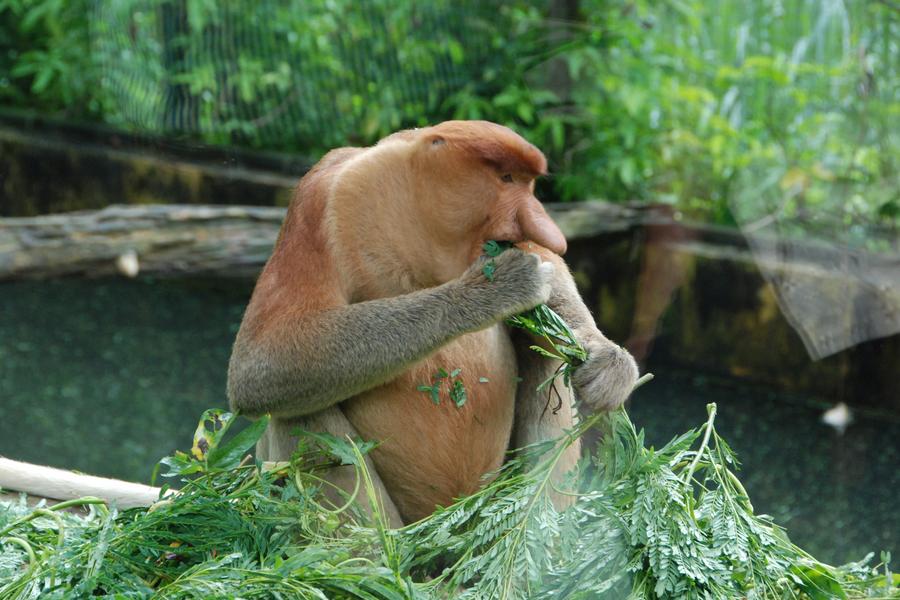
[682,402,718,487]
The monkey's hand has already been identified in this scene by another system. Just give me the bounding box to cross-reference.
[570,336,639,412]
[456,249,554,323]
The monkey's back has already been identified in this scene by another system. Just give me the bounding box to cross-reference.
[342,323,518,522]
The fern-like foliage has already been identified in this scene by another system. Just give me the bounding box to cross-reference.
[1,406,897,598]
[397,405,898,599]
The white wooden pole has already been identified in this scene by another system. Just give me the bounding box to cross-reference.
[0,457,166,509]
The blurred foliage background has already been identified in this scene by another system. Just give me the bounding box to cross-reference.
[1,0,897,237]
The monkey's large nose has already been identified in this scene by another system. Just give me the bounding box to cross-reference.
[517,198,567,255]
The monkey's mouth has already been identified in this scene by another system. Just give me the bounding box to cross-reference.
[478,239,515,258]
[485,238,518,248]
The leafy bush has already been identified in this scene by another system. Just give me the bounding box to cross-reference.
[451,0,898,239]
[1,0,897,235]
[88,0,500,150]
[0,0,99,115]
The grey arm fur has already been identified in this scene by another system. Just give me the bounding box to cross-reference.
[228,250,552,419]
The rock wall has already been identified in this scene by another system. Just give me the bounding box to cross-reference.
[0,111,301,216]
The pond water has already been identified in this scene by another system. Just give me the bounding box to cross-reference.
[0,277,896,567]
[0,278,250,482]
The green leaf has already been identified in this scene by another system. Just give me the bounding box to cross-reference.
[207,415,270,470]
[482,240,513,257]
[550,119,565,151]
[450,379,467,408]
[190,409,235,461]
[447,39,464,64]
[516,102,534,124]
[31,66,55,94]
[529,345,563,360]
[792,564,849,600]
[298,430,376,466]
[536,372,559,391]
[157,452,204,478]
[20,3,50,33]
[482,261,497,281]
[506,314,539,331]
[418,384,441,405]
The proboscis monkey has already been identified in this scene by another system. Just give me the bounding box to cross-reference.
[227,121,638,526]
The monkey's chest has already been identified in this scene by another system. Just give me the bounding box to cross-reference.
[342,324,518,522]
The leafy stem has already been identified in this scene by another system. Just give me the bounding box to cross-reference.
[483,241,588,393]
[682,402,718,488]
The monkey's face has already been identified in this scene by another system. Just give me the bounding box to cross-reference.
[412,121,567,276]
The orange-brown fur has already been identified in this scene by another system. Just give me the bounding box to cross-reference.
[228,120,638,524]
[343,327,517,518]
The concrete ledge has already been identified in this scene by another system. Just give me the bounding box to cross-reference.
[0,110,305,216]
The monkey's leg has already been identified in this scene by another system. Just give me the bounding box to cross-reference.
[510,334,581,511]
[261,407,405,528]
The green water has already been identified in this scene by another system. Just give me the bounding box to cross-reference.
[0,278,896,567]
[0,278,251,482]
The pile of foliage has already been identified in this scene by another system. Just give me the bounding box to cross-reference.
[1,0,896,235]
[1,401,897,598]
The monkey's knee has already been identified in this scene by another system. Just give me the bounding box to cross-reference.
[269,409,405,528]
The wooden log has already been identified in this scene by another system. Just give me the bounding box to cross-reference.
[0,202,670,281]
[0,204,285,280]
[0,457,166,509]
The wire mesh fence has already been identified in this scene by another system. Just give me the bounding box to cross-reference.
[90,0,503,151]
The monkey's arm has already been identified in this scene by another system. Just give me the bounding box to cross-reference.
[228,250,551,419]
[518,246,638,411]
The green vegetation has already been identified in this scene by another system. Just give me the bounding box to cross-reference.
[1,0,896,234]
[2,402,898,598]
[417,367,469,408]
[1,284,898,598]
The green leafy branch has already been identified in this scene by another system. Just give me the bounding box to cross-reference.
[482,240,588,394]
[2,399,897,598]
[153,408,270,480]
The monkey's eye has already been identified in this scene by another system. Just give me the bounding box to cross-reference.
[500,173,514,183]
